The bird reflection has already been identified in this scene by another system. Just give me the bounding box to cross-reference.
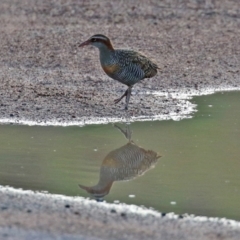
[79,124,161,200]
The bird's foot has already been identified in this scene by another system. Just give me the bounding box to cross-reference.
[114,98,122,104]
[114,98,129,110]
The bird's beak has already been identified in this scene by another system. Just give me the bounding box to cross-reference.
[79,39,90,47]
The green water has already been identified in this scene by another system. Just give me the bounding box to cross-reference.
[0,91,240,220]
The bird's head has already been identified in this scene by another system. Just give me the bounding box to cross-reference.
[79,34,114,50]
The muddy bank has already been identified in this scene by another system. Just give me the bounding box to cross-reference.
[0,0,239,125]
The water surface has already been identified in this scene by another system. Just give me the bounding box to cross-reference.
[0,91,239,220]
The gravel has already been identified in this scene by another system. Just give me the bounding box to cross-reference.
[1,186,240,240]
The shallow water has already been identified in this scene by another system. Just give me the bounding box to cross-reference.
[0,91,240,220]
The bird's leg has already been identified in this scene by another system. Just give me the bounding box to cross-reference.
[125,86,132,110]
[114,89,128,104]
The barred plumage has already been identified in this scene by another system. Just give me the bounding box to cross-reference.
[102,49,158,86]
[79,34,160,110]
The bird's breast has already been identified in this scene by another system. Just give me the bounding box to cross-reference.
[101,64,120,78]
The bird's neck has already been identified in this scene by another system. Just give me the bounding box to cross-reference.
[99,45,115,63]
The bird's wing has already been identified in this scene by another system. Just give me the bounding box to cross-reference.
[116,50,159,78]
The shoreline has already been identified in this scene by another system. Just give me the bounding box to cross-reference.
[1,185,240,240]
[0,86,240,127]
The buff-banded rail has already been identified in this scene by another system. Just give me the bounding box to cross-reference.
[79,34,159,110]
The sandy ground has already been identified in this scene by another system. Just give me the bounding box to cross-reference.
[1,186,240,240]
[0,0,240,239]
[0,0,239,125]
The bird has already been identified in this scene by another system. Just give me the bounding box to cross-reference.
[79,34,159,110]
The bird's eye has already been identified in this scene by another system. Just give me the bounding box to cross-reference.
[92,38,97,42]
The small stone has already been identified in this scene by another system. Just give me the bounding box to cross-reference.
[121,213,127,218]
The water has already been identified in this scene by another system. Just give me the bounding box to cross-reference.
[0,91,240,220]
